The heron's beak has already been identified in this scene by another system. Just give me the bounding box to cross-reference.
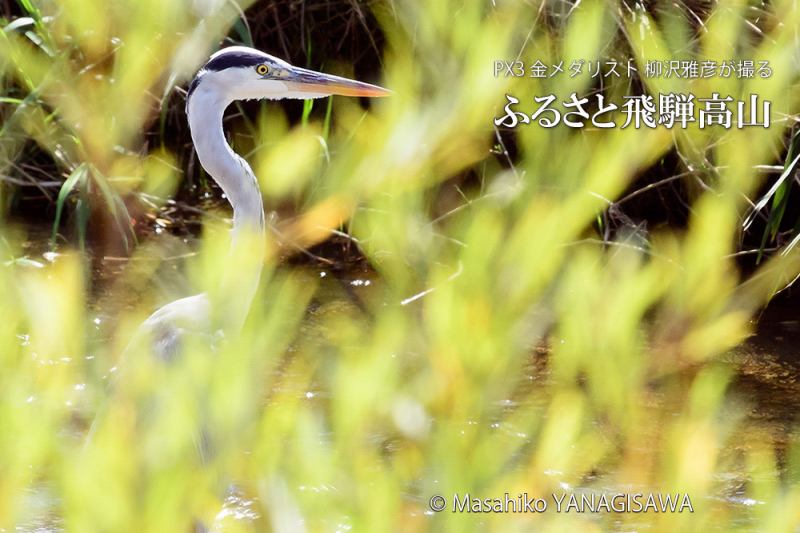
[284,66,391,97]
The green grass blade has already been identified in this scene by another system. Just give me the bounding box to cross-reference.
[301,99,314,126]
[91,171,134,252]
[743,152,800,232]
[14,0,41,20]
[51,164,88,249]
[322,96,333,141]
[755,128,800,261]
[232,16,254,48]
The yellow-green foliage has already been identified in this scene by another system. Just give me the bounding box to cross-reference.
[1,0,800,531]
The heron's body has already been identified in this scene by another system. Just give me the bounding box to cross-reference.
[130,46,389,357]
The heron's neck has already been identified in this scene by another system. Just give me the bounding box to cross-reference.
[187,86,266,332]
[187,87,265,241]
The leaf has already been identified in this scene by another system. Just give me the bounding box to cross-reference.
[301,99,314,126]
[8,2,55,57]
[15,0,41,19]
[232,16,254,48]
[91,170,135,252]
[743,151,800,232]
[754,128,800,262]
[322,96,333,141]
[76,185,89,252]
[2,17,36,34]
[51,164,88,249]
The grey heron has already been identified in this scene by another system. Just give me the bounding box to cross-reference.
[132,46,390,357]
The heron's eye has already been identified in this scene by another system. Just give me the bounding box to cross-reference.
[256,64,270,76]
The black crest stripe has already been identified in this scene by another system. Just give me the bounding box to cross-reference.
[204,52,265,72]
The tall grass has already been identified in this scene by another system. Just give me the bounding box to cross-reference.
[1,0,800,531]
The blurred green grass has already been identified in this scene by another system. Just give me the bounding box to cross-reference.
[1,0,800,531]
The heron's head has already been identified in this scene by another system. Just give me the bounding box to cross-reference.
[187,46,390,104]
